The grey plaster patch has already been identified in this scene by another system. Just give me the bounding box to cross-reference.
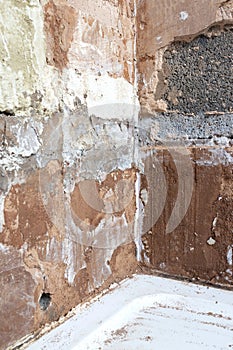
[139,113,233,146]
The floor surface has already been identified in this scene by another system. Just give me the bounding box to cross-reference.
[26,275,233,350]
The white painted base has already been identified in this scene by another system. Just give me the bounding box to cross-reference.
[26,275,233,350]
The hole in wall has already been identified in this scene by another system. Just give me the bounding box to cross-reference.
[39,292,51,311]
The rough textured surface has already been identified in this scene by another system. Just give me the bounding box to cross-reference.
[0,109,139,350]
[0,245,36,348]
[44,0,77,70]
[140,147,233,285]
[137,0,233,114]
[0,9,138,345]
[0,0,137,116]
[134,0,233,289]
[139,113,233,145]
[159,28,233,114]
[0,0,233,349]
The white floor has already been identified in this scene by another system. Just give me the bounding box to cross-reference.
[26,275,233,350]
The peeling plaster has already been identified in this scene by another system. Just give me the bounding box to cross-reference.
[0,1,233,349]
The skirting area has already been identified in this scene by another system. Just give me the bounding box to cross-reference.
[26,275,233,350]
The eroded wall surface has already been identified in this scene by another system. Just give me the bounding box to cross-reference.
[0,1,138,349]
[137,1,233,285]
[0,0,233,349]
[136,0,233,113]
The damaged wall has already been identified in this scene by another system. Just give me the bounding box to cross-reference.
[136,0,233,287]
[139,116,233,284]
[0,1,138,349]
[136,0,233,113]
[0,0,233,349]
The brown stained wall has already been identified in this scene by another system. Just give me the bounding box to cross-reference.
[0,247,36,349]
[140,148,233,284]
[0,0,233,349]
[0,163,138,350]
[136,0,233,284]
[44,0,77,70]
[44,0,136,82]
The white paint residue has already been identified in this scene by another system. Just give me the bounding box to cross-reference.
[0,195,6,232]
[196,148,233,166]
[46,238,50,258]
[0,148,23,171]
[89,101,138,122]
[26,2,46,74]
[134,172,143,261]
[17,124,41,157]
[140,188,148,205]
[159,262,166,269]
[64,70,139,120]
[0,242,9,253]
[213,136,231,146]
[92,214,131,250]
[207,237,216,245]
[0,1,51,114]
[179,11,189,21]
[93,248,114,288]
[212,216,218,229]
[227,246,233,266]
[62,238,76,285]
